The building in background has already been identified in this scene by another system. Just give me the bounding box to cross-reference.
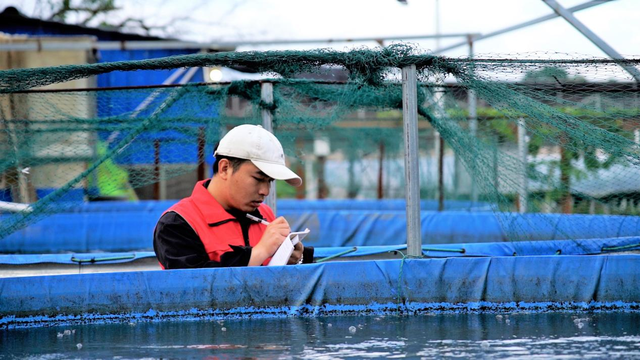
[0,6,229,202]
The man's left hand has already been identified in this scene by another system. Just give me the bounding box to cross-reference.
[287,241,304,265]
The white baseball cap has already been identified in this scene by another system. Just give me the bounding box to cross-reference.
[214,124,302,187]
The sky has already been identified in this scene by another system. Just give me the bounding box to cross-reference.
[5,0,640,58]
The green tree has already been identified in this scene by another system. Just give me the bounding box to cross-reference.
[40,0,188,37]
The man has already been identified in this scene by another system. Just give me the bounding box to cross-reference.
[154,124,313,269]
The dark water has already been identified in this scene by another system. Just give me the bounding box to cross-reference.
[2,312,640,359]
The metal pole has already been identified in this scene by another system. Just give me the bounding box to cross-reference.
[378,141,385,199]
[434,0,608,54]
[433,92,445,211]
[261,82,277,212]
[295,138,305,200]
[543,0,640,82]
[435,0,445,212]
[517,117,528,213]
[197,127,206,181]
[154,139,160,201]
[438,136,444,211]
[402,65,422,257]
[468,37,479,204]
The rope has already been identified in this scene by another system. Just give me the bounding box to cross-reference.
[315,247,358,263]
[601,243,640,253]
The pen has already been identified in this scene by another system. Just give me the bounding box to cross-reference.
[246,213,270,226]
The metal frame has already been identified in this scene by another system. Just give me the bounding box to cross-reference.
[260,82,277,211]
[434,0,609,54]
[402,65,422,257]
[542,0,640,82]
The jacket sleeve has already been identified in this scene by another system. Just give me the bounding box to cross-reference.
[302,246,314,264]
[153,212,252,269]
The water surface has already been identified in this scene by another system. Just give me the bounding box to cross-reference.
[2,312,640,359]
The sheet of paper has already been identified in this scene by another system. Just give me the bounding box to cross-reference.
[287,228,310,246]
[267,228,310,266]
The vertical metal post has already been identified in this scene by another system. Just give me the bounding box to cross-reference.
[438,137,444,211]
[378,141,385,199]
[468,37,479,204]
[402,65,422,256]
[295,138,306,200]
[434,93,445,211]
[317,156,327,199]
[197,127,206,181]
[517,117,528,213]
[261,82,277,212]
[304,159,315,200]
[154,139,160,201]
[160,167,167,200]
[261,82,274,132]
[493,134,499,193]
[5,94,31,204]
[434,3,445,210]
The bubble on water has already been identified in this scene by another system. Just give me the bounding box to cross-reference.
[128,322,136,326]
[573,317,589,324]
[577,322,585,329]
[349,326,357,334]
[221,327,227,332]
[76,343,83,350]
[71,329,76,334]
[481,341,490,350]
[496,315,503,322]
[505,319,511,325]
[358,324,364,329]
[327,323,332,328]
[63,330,71,336]
[56,332,64,339]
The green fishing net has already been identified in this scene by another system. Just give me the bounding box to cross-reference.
[1,44,639,243]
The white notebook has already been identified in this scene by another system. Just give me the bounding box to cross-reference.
[267,228,310,266]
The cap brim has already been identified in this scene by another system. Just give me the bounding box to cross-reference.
[252,160,302,187]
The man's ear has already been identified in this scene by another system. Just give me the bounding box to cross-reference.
[217,159,231,180]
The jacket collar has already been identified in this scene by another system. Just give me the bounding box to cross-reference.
[190,179,235,225]
[190,179,265,226]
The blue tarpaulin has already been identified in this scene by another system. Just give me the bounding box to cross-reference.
[1,236,638,265]
[1,253,639,329]
[2,201,639,253]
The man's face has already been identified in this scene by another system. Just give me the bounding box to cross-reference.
[226,161,273,212]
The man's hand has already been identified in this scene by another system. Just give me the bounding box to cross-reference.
[287,241,304,265]
[249,216,290,266]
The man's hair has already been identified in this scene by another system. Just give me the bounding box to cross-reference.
[213,155,247,174]
[213,143,247,174]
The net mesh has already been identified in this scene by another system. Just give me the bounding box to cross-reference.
[1,44,640,246]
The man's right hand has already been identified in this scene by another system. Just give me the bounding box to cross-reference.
[248,216,290,266]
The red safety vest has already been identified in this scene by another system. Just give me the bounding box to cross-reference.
[163,179,275,266]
